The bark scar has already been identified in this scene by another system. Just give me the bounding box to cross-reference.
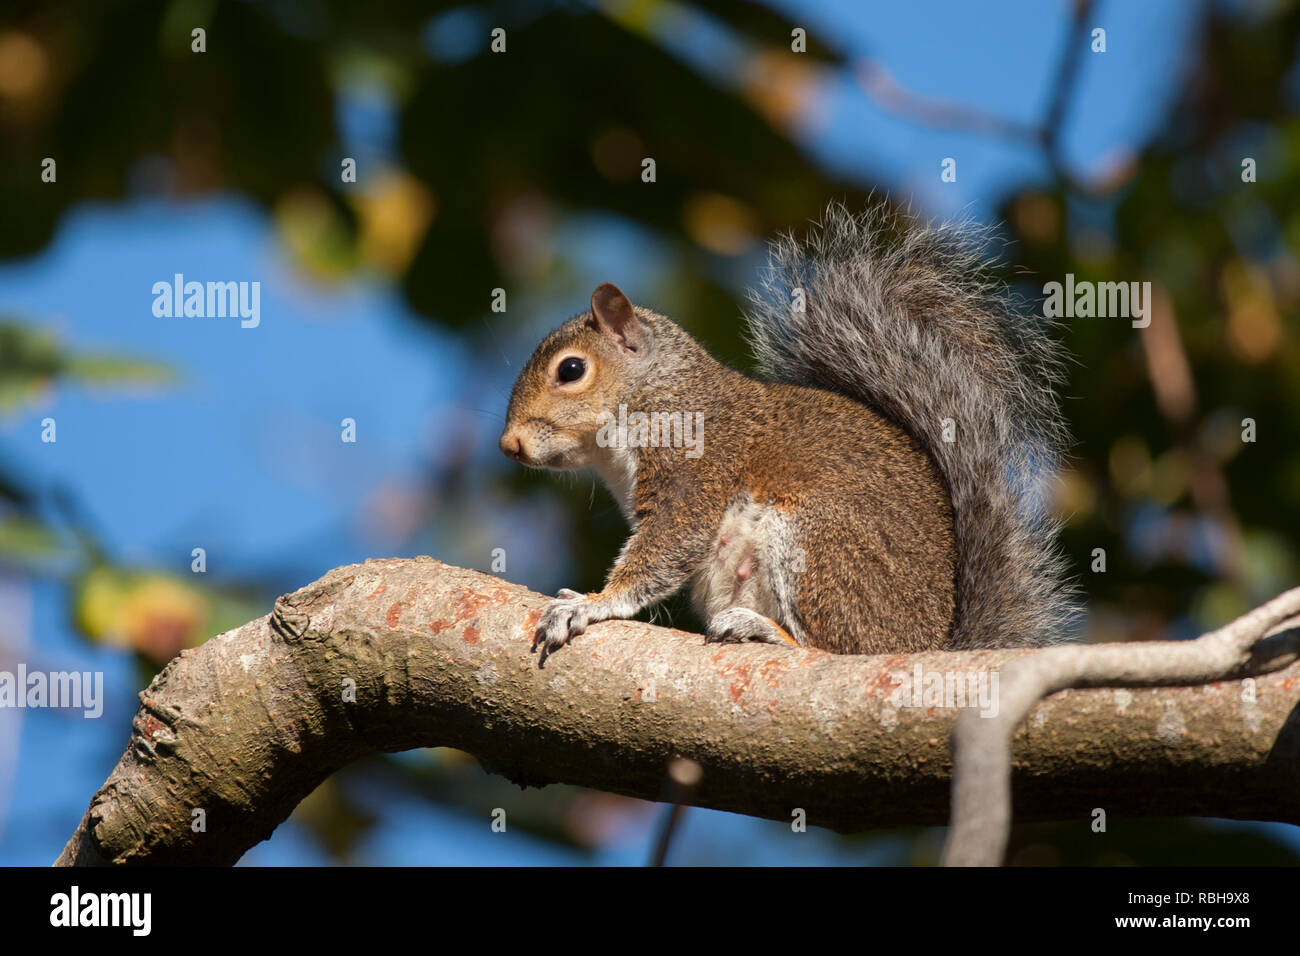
[131,695,182,760]
[271,596,311,643]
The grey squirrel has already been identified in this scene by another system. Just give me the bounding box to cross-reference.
[500,203,1076,661]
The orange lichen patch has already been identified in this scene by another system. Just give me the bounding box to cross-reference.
[464,623,482,644]
[708,655,757,706]
[726,664,752,704]
[520,607,542,639]
[366,584,387,600]
[707,646,796,710]
[868,656,911,695]
[451,587,512,619]
[386,602,405,629]
[759,657,789,687]
[731,669,754,704]
[426,586,514,637]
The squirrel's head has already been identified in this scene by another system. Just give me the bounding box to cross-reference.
[500,283,658,470]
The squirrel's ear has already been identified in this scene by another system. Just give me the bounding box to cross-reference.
[589,283,647,353]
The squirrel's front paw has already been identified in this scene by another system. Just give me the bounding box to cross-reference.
[534,588,596,662]
[534,588,637,663]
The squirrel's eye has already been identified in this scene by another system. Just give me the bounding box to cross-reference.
[557,357,586,383]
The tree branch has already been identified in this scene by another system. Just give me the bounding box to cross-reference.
[56,558,1300,865]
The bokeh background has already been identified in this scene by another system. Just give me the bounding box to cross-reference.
[1,0,1298,865]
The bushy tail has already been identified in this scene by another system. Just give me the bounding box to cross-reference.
[745,203,1077,648]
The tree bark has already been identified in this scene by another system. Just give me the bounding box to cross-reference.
[56,557,1300,865]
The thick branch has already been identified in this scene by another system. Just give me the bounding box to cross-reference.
[57,558,1300,865]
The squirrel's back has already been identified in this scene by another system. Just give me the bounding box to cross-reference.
[745,203,1076,648]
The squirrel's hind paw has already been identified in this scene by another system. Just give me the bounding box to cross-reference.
[706,607,800,647]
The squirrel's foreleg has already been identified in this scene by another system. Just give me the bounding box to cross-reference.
[532,515,706,663]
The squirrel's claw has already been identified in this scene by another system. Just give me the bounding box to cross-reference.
[533,589,593,664]
[533,589,639,665]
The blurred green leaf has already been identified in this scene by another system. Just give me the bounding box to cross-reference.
[0,513,69,567]
[0,320,173,412]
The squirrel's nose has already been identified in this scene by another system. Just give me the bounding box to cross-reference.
[499,428,527,462]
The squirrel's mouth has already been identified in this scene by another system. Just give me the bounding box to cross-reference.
[499,428,582,471]
[528,450,581,471]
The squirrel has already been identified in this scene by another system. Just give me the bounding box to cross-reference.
[500,203,1076,662]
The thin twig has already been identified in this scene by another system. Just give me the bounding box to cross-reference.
[649,757,702,866]
[942,587,1300,866]
[852,0,1099,190]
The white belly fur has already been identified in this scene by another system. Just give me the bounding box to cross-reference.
[691,495,804,643]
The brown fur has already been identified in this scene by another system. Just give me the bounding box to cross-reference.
[502,290,957,657]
